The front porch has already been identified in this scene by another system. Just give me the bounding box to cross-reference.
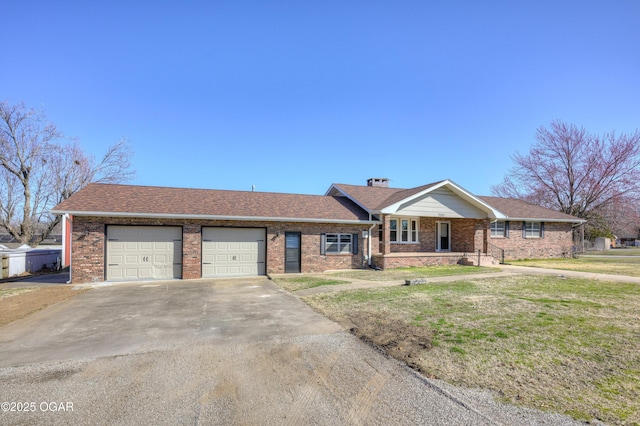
[371,251,498,269]
[371,215,494,268]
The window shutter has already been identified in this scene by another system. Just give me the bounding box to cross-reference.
[320,233,326,255]
[540,222,545,238]
[522,221,526,238]
[352,233,358,254]
[505,221,510,238]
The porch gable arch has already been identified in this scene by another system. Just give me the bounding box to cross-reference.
[394,187,487,218]
[378,181,504,220]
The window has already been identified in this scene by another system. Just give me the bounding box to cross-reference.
[524,221,543,238]
[390,219,397,242]
[401,219,409,242]
[322,233,356,254]
[490,221,507,237]
[388,217,419,243]
[411,219,418,242]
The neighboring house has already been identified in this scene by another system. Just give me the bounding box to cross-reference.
[51,178,584,284]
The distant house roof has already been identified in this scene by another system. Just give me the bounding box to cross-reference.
[51,183,374,224]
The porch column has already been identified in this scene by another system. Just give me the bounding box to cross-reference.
[477,219,489,253]
[383,215,391,254]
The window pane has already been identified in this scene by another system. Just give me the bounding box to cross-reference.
[390,219,397,242]
[525,222,540,237]
[491,221,504,237]
[339,234,352,253]
[326,234,338,253]
[401,220,409,242]
[411,220,418,242]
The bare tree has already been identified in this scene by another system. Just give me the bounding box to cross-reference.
[492,120,640,239]
[0,100,134,245]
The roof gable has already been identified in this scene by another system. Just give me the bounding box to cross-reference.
[330,180,504,219]
[394,186,488,219]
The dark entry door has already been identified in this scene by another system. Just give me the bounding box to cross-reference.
[437,222,450,251]
[285,232,301,273]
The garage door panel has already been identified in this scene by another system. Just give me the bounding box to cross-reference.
[107,226,182,281]
[202,227,265,277]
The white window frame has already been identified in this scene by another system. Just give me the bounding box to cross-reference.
[524,221,542,238]
[325,233,353,254]
[389,217,420,243]
[491,221,506,238]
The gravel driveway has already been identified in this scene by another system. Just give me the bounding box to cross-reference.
[0,278,582,425]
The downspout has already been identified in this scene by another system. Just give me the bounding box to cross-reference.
[65,214,73,284]
[368,213,375,267]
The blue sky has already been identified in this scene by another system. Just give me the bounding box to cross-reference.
[3,1,639,196]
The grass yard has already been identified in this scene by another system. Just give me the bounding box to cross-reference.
[510,256,640,277]
[303,275,640,424]
[329,265,500,281]
[587,248,640,256]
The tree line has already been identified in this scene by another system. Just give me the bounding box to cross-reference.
[0,100,134,245]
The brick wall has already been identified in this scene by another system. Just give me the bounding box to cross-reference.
[70,219,106,283]
[372,254,464,269]
[385,217,481,254]
[70,216,370,283]
[488,221,574,260]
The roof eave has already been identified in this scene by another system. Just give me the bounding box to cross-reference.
[504,217,586,224]
[49,210,378,225]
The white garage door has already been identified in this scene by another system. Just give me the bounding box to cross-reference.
[107,226,182,281]
[202,227,266,277]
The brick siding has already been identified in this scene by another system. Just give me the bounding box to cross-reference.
[70,216,369,283]
[380,217,483,254]
[70,215,575,283]
[488,221,574,260]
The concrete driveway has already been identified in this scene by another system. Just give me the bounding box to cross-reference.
[0,278,582,425]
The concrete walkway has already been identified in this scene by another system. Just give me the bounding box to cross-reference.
[292,265,640,297]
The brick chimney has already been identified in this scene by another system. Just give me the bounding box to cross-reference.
[367,178,389,187]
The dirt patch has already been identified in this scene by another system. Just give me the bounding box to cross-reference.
[337,311,435,376]
[0,285,88,327]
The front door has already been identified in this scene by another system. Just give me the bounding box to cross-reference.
[285,232,301,273]
[437,222,450,251]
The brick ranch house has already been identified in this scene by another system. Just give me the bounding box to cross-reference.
[51,178,584,284]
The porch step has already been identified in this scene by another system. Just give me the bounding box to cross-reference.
[458,254,498,267]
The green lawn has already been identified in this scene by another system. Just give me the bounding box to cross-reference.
[586,248,640,256]
[509,256,640,277]
[329,265,500,281]
[304,275,640,424]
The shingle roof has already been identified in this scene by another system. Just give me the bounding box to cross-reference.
[51,183,372,223]
[478,196,583,222]
[331,181,444,211]
[332,181,583,222]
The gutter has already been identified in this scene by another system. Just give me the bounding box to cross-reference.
[503,217,587,224]
[50,210,378,225]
